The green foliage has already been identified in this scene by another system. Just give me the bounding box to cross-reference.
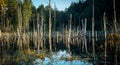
[23,0,32,31]
[65,0,119,31]
[5,0,19,31]
[0,0,6,31]
[0,0,120,32]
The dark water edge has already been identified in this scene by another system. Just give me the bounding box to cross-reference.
[0,37,120,65]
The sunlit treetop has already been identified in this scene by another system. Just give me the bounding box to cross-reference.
[0,0,7,14]
[0,0,6,7]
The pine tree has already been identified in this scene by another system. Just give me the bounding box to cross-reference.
[23,0,32,31]
[6,0,18,31]
[0,0,6,30]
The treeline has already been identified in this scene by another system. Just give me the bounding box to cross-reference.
[66,0,120,30]
[0,0,120,32]
[0,0,32,32]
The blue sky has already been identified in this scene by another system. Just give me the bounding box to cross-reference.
[32,0,79,11]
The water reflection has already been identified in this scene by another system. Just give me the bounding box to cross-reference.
[92,37,95,65]
[33,50,93,65]
[104,40,107,65]
[0,34,120,65]
[81,36,88,53]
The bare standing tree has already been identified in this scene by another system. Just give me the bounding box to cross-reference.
[53,3,57,31]
[92,0,95,38]
[40,11,44,51]
[68,14,72,54]
[113,0,118,65]
[17,3,22,36]
[48,0,52,52]
[113,0,117,33]
[92,0,95,64]
[53,3,57,51]
[103,12,107,65]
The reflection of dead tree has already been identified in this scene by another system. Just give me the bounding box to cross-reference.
[76,26,79,45]
[33,30,37,50]
[81,19,88,53]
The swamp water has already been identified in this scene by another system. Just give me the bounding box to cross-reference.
[0,35,120,65]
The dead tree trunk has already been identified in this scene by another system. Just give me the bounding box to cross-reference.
[17,6,22,36]
[113,0,118,64]
[53,3,56,31]
[40,12,44,50]
[113,0,117,33]
[49,0,52,52]
[92,0,95,64]
[103,12,107,40]
[92,0,95,38]
[103,12,107,65]
[65,25,68,48]
[37,13,40,52]
[68,14,72,54]
[84,19,88,53]
[53,3,57,51]
[43,23,46,49]
[81,19,88,53]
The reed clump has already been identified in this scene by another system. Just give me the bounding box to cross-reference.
[109,33,120,40]
[108,33,120,47]
[65,55,80,61]
[15,49,36,64]
[65,56,74,61]
[83,56,91,61]
[36,53,46,60]
[25,46,35,55]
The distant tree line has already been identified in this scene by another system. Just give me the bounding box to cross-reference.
[0,0,32,32]
[0,0,120,32]
[66,0,120,31]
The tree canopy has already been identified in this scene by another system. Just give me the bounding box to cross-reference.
[0,0,120,32]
